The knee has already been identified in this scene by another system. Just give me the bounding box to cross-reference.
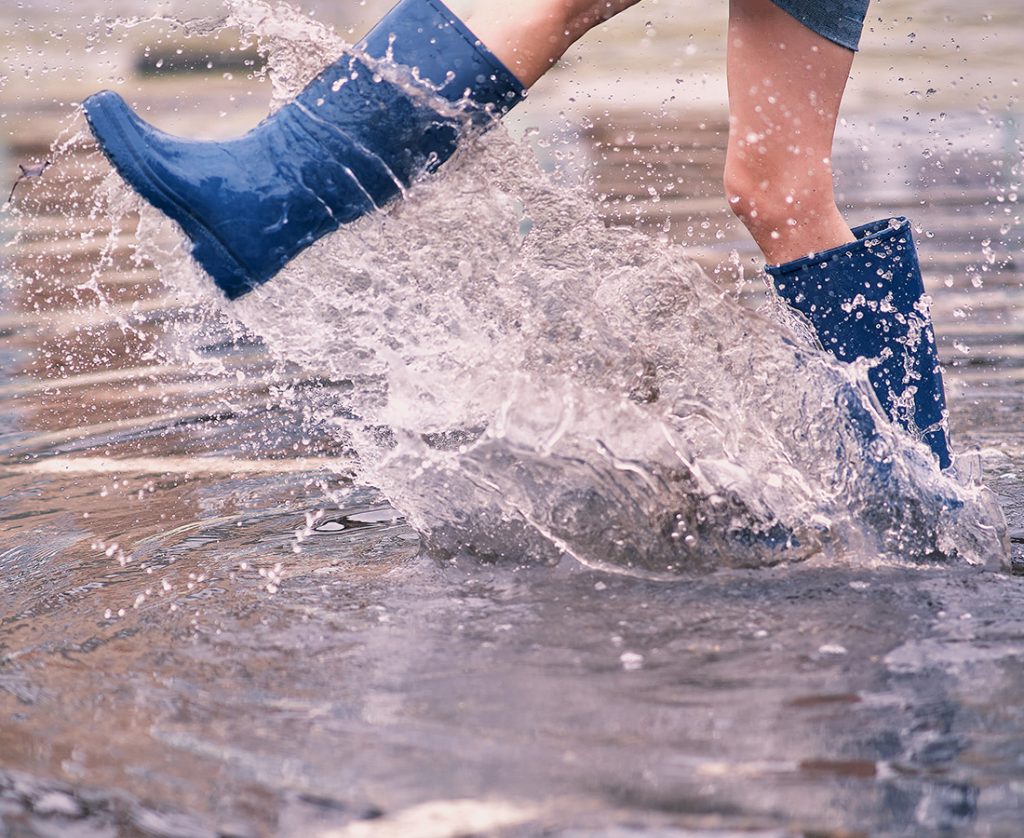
[723,152,792,233]
[722,155,755,223]
[723,147,838,239]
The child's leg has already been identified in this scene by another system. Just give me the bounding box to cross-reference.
[723,0,855,263]
[81,0,643,298]
[724,0,952,466]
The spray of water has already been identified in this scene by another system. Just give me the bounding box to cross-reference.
[16,0,1011,578]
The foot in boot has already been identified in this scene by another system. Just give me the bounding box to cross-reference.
[766,217,953,469]
[82,0,524,299]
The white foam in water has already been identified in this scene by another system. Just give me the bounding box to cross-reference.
[124,1,1006,577]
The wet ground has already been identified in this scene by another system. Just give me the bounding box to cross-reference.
[2,2,1024,836]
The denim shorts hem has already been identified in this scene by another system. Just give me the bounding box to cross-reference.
[768,0,870,52]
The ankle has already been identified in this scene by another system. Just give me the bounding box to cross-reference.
[466,1,576,86]
[759,220,856,266]
[466,0,630,87]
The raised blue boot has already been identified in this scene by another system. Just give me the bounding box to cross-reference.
[81,0,525,299]
[766,217,952,469]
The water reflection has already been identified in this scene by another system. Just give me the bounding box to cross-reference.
[2,469,1023,835]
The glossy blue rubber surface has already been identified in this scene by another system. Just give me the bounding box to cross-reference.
[766,217,952,469]
[81,0,525,299]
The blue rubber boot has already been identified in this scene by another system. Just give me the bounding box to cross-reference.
[766,217,952,469]
[81,0,525,299]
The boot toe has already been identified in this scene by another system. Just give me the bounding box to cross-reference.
[83,91,258,299]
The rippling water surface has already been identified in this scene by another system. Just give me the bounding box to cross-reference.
[1,1,1023,835]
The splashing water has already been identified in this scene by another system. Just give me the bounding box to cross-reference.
[26,1,1011,577]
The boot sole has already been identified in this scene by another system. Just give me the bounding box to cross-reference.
[82,91,256,299]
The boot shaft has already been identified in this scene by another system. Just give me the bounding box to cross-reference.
[766,217,952,469]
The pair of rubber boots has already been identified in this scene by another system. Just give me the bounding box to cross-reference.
[82,0,951,470]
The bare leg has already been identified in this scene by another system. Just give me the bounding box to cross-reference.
[465,0,641,87]
[723,0,855,264]
[474,0,852,263]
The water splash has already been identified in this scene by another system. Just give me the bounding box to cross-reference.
[224,120,1006,575]
[19,0,1012,577]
